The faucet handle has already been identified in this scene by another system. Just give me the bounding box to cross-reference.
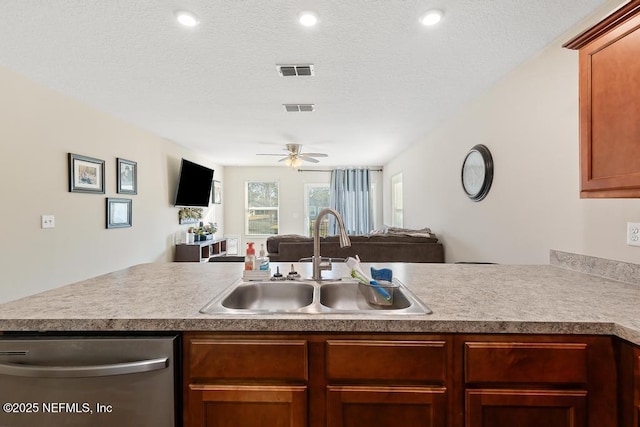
[300,256,339,264]
[312,255,332,271]
[319,260,332,271]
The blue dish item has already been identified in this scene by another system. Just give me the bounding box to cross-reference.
[370,267,393,282]
[369,280,392,301]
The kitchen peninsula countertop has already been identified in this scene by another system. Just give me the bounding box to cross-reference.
[0,261,638,345]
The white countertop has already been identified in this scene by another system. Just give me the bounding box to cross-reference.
[0,262,638,345]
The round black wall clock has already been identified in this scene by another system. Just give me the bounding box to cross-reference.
[461,144,493,202]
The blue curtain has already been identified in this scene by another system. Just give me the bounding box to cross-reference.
[329,169,373,235]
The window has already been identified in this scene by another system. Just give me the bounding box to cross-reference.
[391,173,403,227]
[246,181,279,235]
[304,183,330,237]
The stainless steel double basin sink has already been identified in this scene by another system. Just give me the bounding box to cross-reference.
[200,278,432,315]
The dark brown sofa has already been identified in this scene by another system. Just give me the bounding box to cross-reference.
[266,234,444,263]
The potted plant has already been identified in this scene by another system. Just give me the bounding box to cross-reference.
[192,227,204,242]
[203,222,217,239]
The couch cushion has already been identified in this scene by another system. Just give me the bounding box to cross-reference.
[269,239,444,263]
[267,233,438,254]
[266,234,311,253]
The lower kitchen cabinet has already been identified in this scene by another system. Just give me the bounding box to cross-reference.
[637,347,640,427]
[327,386,447,427]
[618,340,640,427]
[459,335,617,427]
[184,333,451,427]
[466,389,586,427]
[183,333,620,427]
[188,384,307,427]
[183,334,309,427]
[325,338,451,427]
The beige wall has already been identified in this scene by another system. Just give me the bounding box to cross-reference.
[383,0,640,264]
[0,66,223,303]
[223,167,383,254]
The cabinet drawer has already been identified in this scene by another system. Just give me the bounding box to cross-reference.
[326,340,447,384]
[466,389,587,427]
[465,342,587,385]
[189,339,308,382]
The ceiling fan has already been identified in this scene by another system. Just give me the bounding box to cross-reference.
[257,143,328,168]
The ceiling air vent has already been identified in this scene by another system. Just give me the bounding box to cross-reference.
[276,64,315,77]
[283,104,315,112]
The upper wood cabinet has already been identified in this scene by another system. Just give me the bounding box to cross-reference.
[564,1,640,198]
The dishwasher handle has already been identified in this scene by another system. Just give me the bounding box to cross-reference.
[0,357,169,378]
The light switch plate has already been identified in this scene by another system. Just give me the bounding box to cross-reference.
[626,222,640,247]
[41,215,55,229]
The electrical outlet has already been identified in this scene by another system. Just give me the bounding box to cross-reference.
[627,222,640,247]
[41,215,55,229]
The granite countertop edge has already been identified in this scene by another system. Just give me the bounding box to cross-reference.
[0,319,635,347]
[0,261,638,346]
[0,318,624,337]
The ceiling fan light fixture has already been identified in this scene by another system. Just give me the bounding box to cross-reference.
[284,156,302,168]
[420,9,443,26]
[175,10,200,27]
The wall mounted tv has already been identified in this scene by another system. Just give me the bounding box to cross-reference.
[174,158,214,207]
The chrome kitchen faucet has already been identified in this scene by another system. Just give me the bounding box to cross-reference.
[312,208,351,281]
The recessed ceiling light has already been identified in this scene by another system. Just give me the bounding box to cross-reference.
[299,11,318,27]
[420,10,443,26]
[175,10,199,27]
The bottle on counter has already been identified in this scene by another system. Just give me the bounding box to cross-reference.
[245,242,256,270]
[257,244,270,271]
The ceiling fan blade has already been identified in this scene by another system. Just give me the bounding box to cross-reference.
[300,152,328,157]
[299,156,320,163]
[256,143,325,165]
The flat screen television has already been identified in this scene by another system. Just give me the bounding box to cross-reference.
[174,158,214,207]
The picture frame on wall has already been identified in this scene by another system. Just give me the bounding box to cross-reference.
[106,198,132,229]
[212,180,222,204]
[68,153,105,194]
[117,158,137,194]
[225,234,240,255]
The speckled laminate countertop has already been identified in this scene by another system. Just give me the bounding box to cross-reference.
[0,262,638,345]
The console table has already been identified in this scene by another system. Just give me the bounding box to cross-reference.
[175,238,227,262]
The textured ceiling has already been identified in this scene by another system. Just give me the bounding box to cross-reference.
[0,0,609,167]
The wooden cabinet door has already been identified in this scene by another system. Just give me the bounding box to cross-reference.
[327,386,446,427]
[564,1,640,198]
[635,347,640,427]
[187,384,307,427]
[466,389,587,427]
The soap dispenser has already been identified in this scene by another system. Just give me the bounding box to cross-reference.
[245,242,256,270]
[257,244,270,271]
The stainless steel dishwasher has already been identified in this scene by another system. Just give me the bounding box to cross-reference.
[0,335,178,427]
